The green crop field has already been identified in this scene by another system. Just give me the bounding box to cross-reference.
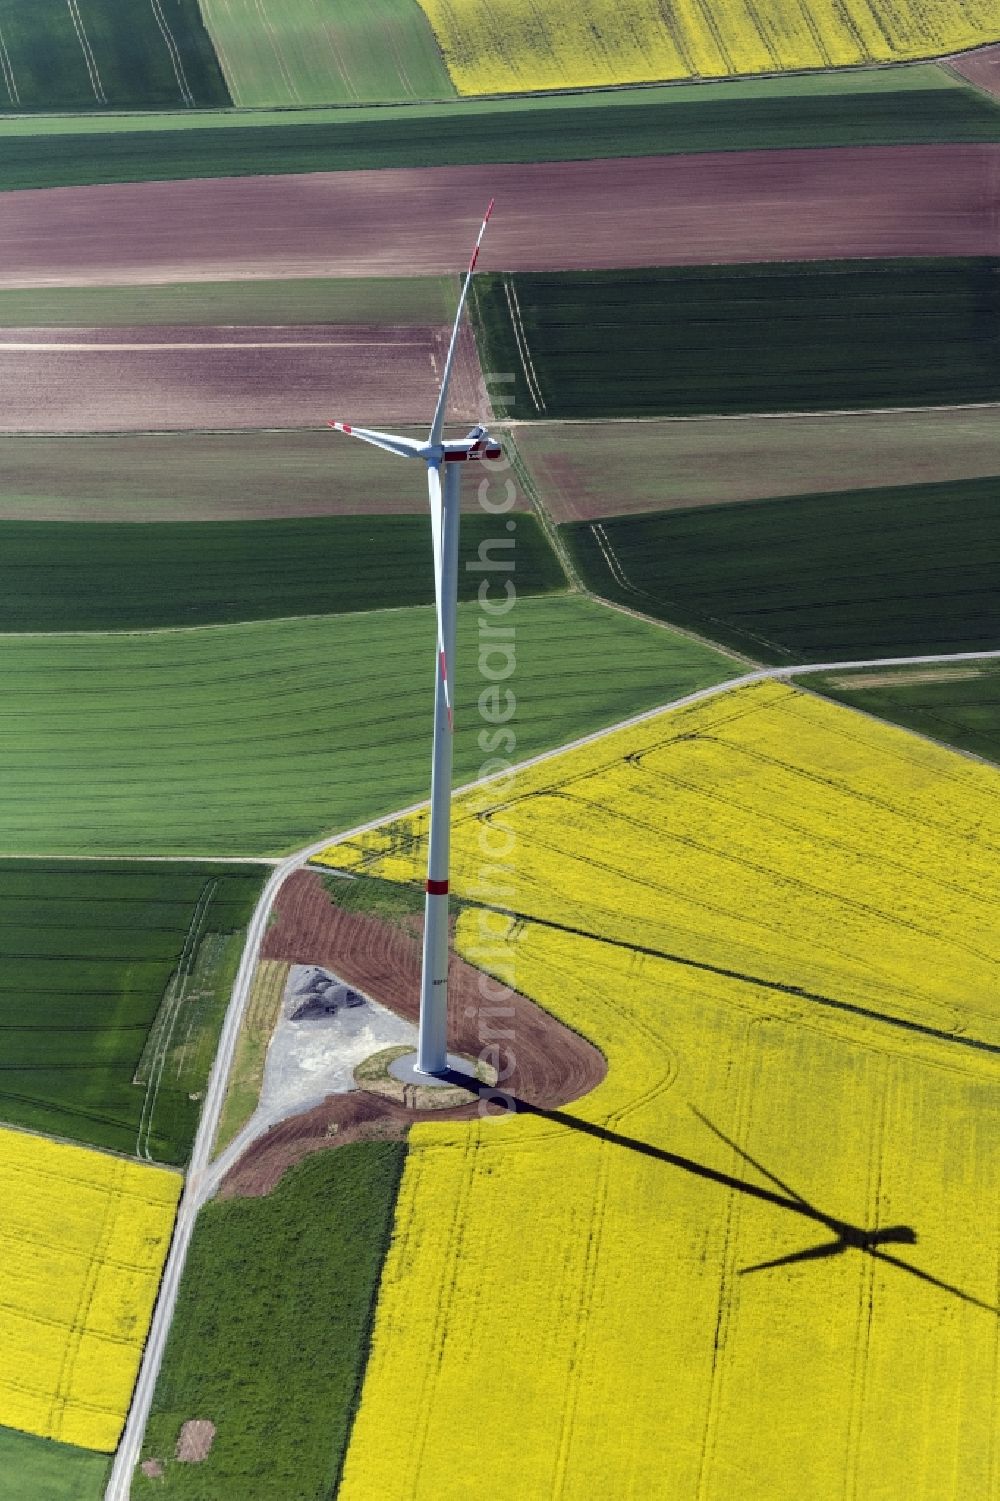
[0,276,457,330]
[137,1144,405,1499]
[0,862,264,1162]
[0,514,562,630]
[199,0,455,106]
[0,597,735,856]
[0,0,228,111]
[812,661,1000,764]
[0,1427,108,1501]
[475,260,1000,421]
[514,410,1000,523]
[0,430,520,522]
[0,70,995,190]
[564,476,1000,663]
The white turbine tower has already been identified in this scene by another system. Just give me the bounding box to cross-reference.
[329,200,500,1077]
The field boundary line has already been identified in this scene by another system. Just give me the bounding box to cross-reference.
[503,401,1000,428]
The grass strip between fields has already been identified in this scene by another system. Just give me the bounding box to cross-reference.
[214,959,288,1153]
[137,1144,406,1499]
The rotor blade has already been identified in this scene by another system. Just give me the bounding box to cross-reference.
[427,464,452,729]
[327,422,425,460]
[429,199,494,448]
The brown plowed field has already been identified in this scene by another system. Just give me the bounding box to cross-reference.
[0,321,487,433]
[1,146,996,288]
[517,408,1000,523]
[948,46,1000,100]
[221,869,605,1197]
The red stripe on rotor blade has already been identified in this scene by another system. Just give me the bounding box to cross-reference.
[485,198,495,221]
[443,451,468,462]
[426,878,449,895]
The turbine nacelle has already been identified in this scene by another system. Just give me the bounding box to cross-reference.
[442,426,502,463]
[327,421,501,465]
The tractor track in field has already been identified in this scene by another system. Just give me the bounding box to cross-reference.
[105,643,1000,1499]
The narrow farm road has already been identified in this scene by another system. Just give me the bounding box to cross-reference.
[104,642,1000,1500]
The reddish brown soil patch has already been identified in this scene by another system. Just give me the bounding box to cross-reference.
[220,869,606,1198]
[2,147,996,290]
[0,321,486,433]
[947,46,1000,100]
[176,1420,216,1463]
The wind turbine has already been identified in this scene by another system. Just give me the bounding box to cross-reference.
[328,200,500,1077]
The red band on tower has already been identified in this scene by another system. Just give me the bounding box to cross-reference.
[426,878,449,895]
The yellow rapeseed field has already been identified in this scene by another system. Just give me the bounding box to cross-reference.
[322,682,1000,1499]
[0,1129,180,1452]
[416,0,1000,93]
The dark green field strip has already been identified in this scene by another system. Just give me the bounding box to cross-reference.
[138,1144,405,1499]
[813,662,1000,765]
[0,599,735,855]
[0,1427,108,1501]
[0,79,997,190]
[0,514,563,631]
[476,260,1000,420]
[564,476,1000,663]
[0,862,265,1162]
[0,0,229,112]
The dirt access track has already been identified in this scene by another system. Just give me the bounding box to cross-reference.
[0,322,486,432]
[948,46,1000,100]
[220,870,606,1197]
[0,146,996,289]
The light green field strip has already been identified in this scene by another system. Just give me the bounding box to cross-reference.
[514,408,1000,523]
[199,0,455,106]
[0,60,959,135]
[0,1426,108,1501]
[0,597,734,856]
[0,276,456,328]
